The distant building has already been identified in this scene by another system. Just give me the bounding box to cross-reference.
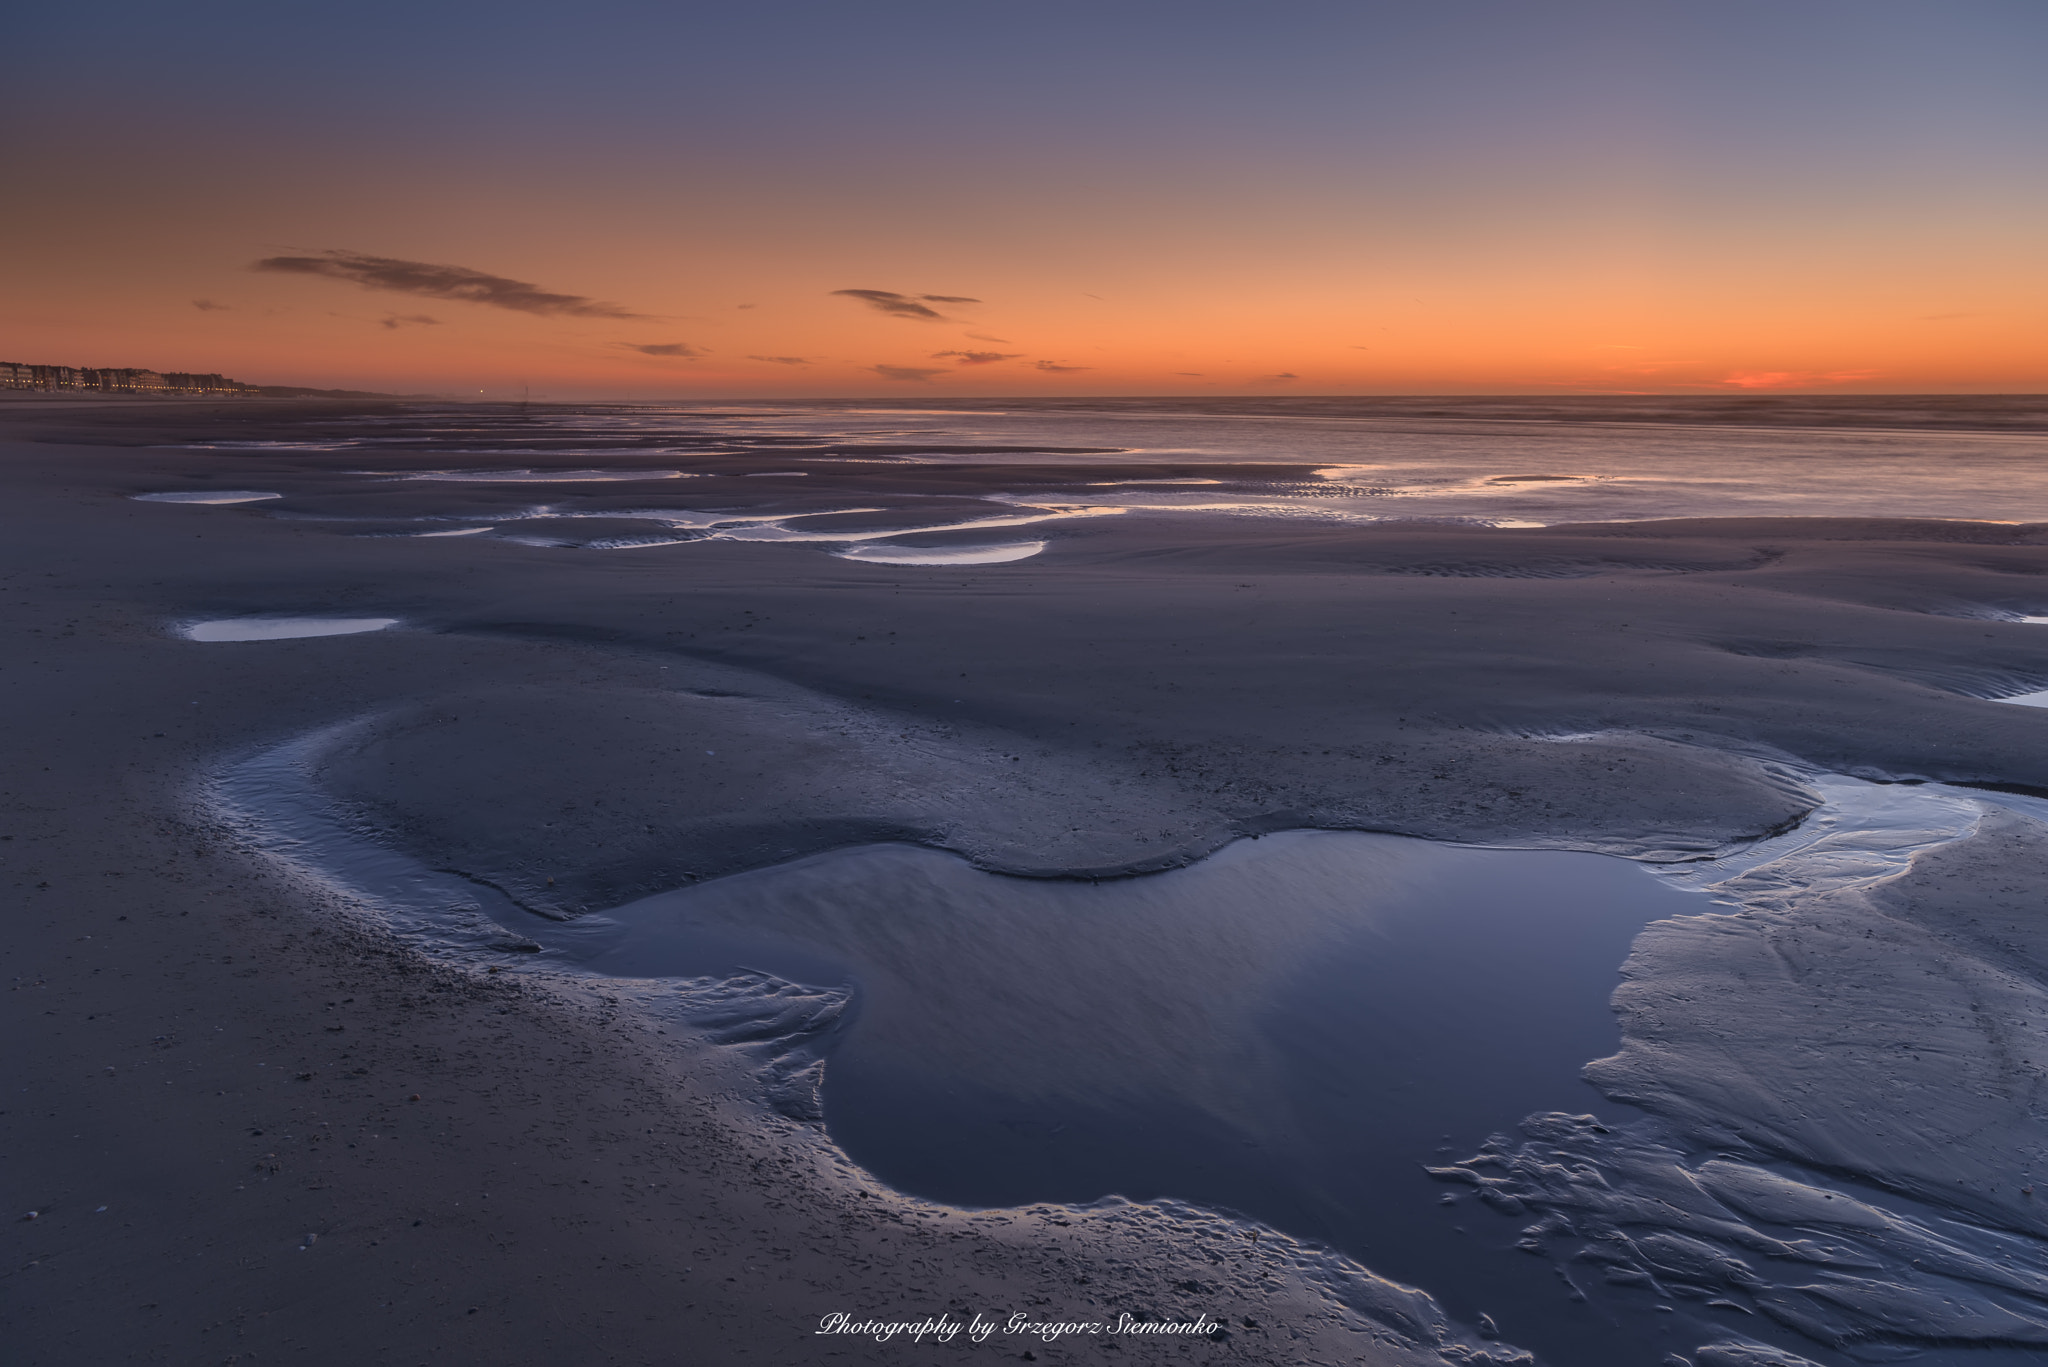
[3,360,255,394]
[26,364,86,389]
[161,372,257,395]
[84,368,169,393]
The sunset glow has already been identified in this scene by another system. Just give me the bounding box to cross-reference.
[5,1,2044,397]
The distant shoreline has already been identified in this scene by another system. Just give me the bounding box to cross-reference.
[0,389,439,406]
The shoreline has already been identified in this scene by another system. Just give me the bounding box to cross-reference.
[9,399,2048,1366]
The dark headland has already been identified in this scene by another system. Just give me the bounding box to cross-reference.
[8,397,2048,1367]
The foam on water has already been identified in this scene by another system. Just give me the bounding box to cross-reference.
[132,490,281,504]
[832,541,1047,565]
[180,617,399,641]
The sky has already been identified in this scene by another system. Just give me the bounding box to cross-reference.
[4,0,2045,398]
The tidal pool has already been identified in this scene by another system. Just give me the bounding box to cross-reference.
[216,728,2048,1367]
[832,541,1048,565]
[547,830,1715,1359]
[132,490,281,504]
[180,617,399,641]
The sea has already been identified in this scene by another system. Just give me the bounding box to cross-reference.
[179,394,2048,544]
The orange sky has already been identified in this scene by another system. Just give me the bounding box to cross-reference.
[5,3,2044,397]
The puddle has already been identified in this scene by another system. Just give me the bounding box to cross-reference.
[706,505,1123,544]
[1996,690,2048,708]
[579,836,1698,1238]
[180,617,399,641]
[388,468,687,483]
[832,541,1047,565]
[132,490,282,504]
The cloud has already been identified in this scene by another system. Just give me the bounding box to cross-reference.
[832,289,981,320]
[737,303,757,310]
[967,333,1012,343]
[832,290,944,320]
[252,249,642,318]
[746,355,812,366]
[1175,372,1204,377]
[1262,372,1300,381]
[379,313,440,330]
[191,299,229,312]
[868,364,947,381]
[1720,369,1876,390]
[933,349,1021,365]
[620,342,706,357]
[1034,360,1091,373]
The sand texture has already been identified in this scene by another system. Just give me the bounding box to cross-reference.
[9,400,2048,1366]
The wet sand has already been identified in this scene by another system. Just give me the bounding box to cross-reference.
[9,398,2048,1366]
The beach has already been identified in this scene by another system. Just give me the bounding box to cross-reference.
[9,395,2048,1366]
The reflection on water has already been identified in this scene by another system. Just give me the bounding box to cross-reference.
[214,719,2048,1367]
[161,396,2048,530]
[180,616,398,641]
[586,830,1690,1196]
[385,467,690,482]
[548,832,1710,1361]
[833,541,1047,565]
[133,489,281,504]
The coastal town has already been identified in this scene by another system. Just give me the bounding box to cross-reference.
[0,361,258,394]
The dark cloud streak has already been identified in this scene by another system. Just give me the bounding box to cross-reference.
[832,289,981,320]
[869,364,946,381]
[832,290,944,320]
[620,342,705,357]
[253,250,643,318]
[933,349,1021,365]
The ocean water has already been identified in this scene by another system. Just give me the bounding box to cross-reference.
[169,396,2048,553]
